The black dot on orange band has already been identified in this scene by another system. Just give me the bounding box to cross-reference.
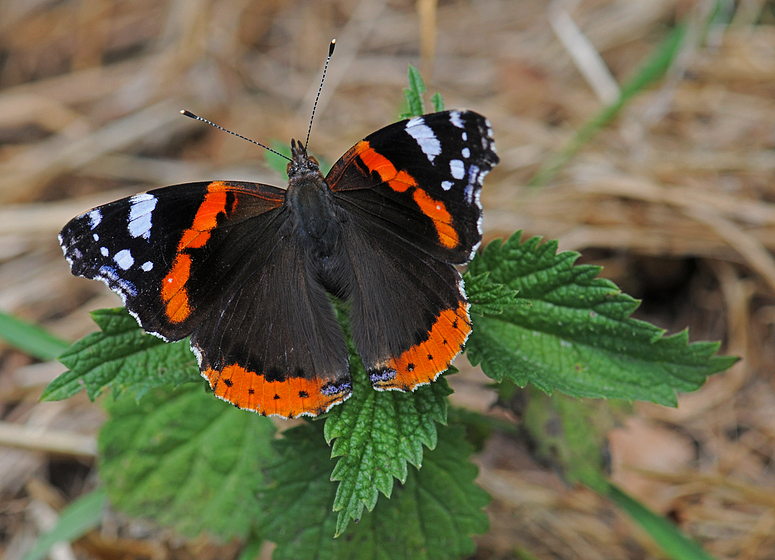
[407,363,415,371]
[442,339,448,345]
[452,319,459,329]
[273,394,281,400]
[223,379,233,387]
[299,390,309,398]
[248,389,255,394]
[427,354,434,361]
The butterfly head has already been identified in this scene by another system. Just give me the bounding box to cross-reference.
[288,139,321,180]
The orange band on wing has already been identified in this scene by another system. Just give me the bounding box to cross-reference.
[162,183,237,323]
[161,254,192,322]
[411,189,458,248]
[355,141,460,249]
[203,364,351,418]
[356,141,418,192]
[375,301,471,391]
[177,183,235,251]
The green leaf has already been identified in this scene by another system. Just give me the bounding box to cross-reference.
[99,383,276,540]
[399,65,445,119]
[465,272,522,316]
[43,308,199,402]
[466,233,738,406]
[0,311,70,361]
[605,482,718,560]
[21,488,107,560]
[430,91,445,112]
[264,423,489,560]
[400,64,426,119]
[258,423,339,559]
[520,387,629,491]
[323,347,451,535]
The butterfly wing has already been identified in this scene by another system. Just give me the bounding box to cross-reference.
[327,110,498,390]
[189,228,352,418]
[60,181,352,417]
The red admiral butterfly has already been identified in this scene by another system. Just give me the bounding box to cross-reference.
[59,62,498,418]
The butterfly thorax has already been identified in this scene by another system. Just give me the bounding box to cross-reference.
[285,139,340,258]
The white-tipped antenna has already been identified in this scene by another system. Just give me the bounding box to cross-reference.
[304,39,336,150]
[179,110,292,162]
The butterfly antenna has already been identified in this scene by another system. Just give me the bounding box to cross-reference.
[304,39,336,150]
[180,110,292,162]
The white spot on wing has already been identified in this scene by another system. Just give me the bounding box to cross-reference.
[461,147,470,158]
[406,116,422,127]
[93,233,99,241]
[88,210,102,229]
[141,261,154,272]
[128,193,157,240]
[450,111,465,128]
[450,159,465,180]
[406,117,441,163]
[441,181,454,191]
[114,249,134,270]
[100,247,109,257]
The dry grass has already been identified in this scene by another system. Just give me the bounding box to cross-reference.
[1,0,775,558]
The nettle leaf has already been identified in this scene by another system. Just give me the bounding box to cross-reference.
[323,350,451,536]
[465,272,522,316]
[263,422,489,560]
[431,91,445,112]
[44,308,199,402]
[259,423,339,559]
[400,64,427,119]
[466,232,738,406]
[99,382,276,540]
[398,65,445,118]
[519,386,631,491]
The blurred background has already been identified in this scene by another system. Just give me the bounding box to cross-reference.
[1,0,774,558]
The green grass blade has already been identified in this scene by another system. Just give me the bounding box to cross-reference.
[0,311,70,361]
[606,482,717,560]
[21,488,107,560]
[529,21,688,186]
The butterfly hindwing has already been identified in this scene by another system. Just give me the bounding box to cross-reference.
[191,226,352,417]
